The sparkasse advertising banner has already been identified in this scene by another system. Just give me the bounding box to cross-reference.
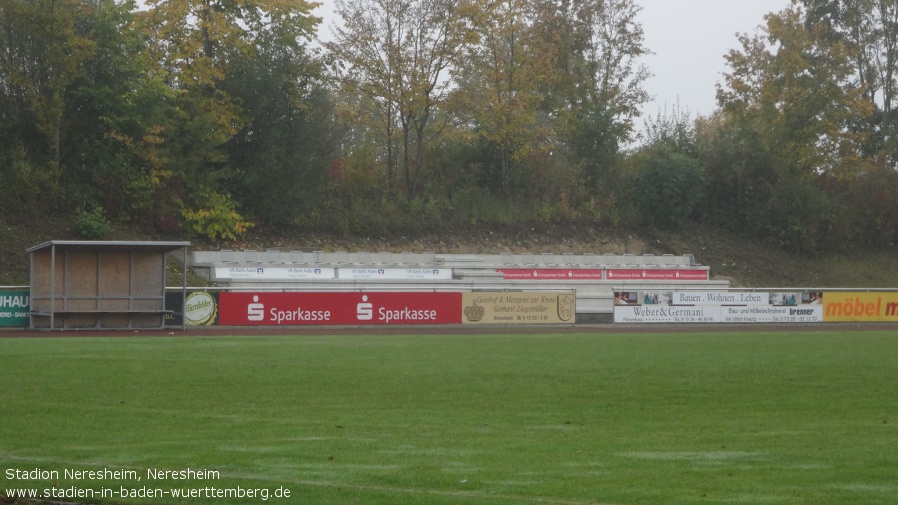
[497,269,603,280]
[461,292,576,324]
[605,269,709,281]
[218,292,462,326]
[822,292,898,322]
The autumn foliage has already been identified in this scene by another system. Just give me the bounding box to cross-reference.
[0,0,896,250]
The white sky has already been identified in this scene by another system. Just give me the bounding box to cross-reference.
[312,0,792,123]
[637,0,791,120]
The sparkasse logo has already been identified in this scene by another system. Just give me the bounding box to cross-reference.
[357,295,373,320]
[247,295,265,321]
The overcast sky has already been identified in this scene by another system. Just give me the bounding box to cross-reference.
[312,0,792,126]
[637,0,791,120]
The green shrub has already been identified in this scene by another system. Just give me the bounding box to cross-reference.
[181,189,253,242]
[634,152,704,228]
[74,207,112,239]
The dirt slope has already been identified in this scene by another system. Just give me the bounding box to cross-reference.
[1,215,895,288]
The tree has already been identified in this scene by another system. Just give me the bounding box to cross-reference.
[799,0,898,168]
[221,31,337,224]
[451,0,556,194]
[641,100,698,157]
[140,0,322,184]
[62,0,174,221]
[564,102,624,189]
[139,0,321,237]
[712,4,874,249]
[141,0,320,89]
[718,4,872,178]
[329,0,475,197]
[574,0,651,127]
[694,112,774,233]
[0,0,173,221]
[549,0,652,188]
[634,152,704,228]
[632,100,703,230]
[0,0,96,194]
[328,0,403,190]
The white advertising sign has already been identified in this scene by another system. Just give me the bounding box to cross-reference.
[614,305,824,324]
[614,305,718,323]
[720,305,823,323]
[338,268,453,280]
[671,291,771,306]
[214,267,336,280]
[614,290,824,324]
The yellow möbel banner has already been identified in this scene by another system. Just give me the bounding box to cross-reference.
[822,292,898,322]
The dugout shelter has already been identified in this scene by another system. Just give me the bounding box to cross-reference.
[26,240,189,330]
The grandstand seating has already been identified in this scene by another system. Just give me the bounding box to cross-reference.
[188,249,725,323]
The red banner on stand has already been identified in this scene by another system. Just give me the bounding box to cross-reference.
[605,269,709,281]
[497,269,604,280]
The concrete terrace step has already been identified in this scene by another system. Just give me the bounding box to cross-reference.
[191,250,698,269]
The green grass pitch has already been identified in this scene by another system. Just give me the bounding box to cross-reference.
[1,331,896,505]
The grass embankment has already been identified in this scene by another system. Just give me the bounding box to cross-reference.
[2,212,897,287]
[1,332,896,505]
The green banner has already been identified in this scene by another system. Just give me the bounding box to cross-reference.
[0,290,30,327]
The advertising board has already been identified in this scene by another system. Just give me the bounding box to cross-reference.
[0,290,29,327]
[614,304,718,323]
[214,267,335,280]
[461,292,575,324]
[717,305,822,323]
[165,291,220,326]
[606,269,710,281]
[183,291,219,325]
[822,292,898,322]
[218,292,462,326]
[671,291,769,305]
[497,269,603,280]
[613,290,823,323]
[338,268,452,280]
